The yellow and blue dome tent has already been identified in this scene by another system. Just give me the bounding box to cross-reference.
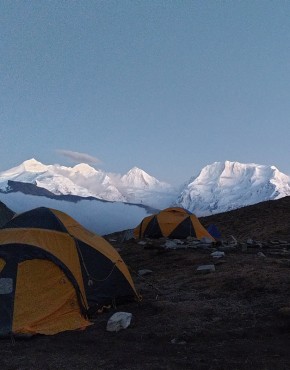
[134,207,215,241]
[0,207,139,336]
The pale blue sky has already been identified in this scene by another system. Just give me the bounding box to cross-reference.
[1,0,290,185]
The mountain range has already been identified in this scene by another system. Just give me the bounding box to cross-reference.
[1,158,290,218]
[0,159,176,209]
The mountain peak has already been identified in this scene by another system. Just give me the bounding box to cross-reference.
[22,158,48,172]
[177,160,290,215]
[127,166,146,174]
[72,163,98,176]
[122,167,160,188]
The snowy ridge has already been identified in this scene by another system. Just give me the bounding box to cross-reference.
[1,159,290,215]
[120,167,169,189]
[0,159,175,208]
[176,161,290,215]
[118,166,175,208]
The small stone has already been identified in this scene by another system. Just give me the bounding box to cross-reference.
[164,240,178,249]
[270,240,280,245]
[196,264,216,273]
[173,239,184,245]
[138,241,147,245]
[257,252,266,258]
[211,251,225,258]
[138,269,153,276]
[171,338,187,345]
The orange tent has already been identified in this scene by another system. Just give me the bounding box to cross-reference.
[134,207,214,241]
[0,207,139,336]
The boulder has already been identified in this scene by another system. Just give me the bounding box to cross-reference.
[106,312,132,332]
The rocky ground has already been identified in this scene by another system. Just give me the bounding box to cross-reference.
[1,197,290,369]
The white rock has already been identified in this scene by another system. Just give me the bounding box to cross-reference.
[164,240,178,249]
[173,239,184,245]
[211,251,225,259]
[138,241,147,245]
[106,312,132,332]
[196,264,216,273]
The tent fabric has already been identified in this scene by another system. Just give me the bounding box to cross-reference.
[13,259,90,335]
[207,224,222,240]
[0,207,139,336]
[0,229,88,304]
[0,258,5,272]
[0,241,89,336]
[134,207,215,241]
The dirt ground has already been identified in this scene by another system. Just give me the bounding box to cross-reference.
[1,197,290,370]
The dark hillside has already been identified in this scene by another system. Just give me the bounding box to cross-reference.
[0,200,14,227]
[201,196,290,241]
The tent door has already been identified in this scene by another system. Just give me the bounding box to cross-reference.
[12,259,90,335]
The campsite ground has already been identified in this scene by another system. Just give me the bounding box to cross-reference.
[1,197,290,370]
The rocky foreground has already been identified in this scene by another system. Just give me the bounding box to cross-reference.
[1,197,290,369]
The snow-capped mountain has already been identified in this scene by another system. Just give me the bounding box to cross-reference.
[0,159,176,208]
[120,167,168,189]
[1,159,290,216]
[0,159,123,201]
[176,161,290,215]
[118,166,175,208]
